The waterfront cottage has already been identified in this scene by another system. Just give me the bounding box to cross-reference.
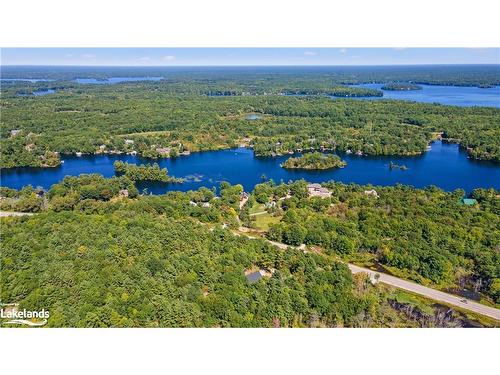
[155,147,171,156]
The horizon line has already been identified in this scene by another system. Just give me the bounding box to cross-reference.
[2,63,500,68]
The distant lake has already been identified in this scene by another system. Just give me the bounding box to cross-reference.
[349,84,500,107]
[1,141,498,193]
[18,89,56,97]
[1,78,54,83]
[246,114,263,120]
[33,89,56,96]
[74,77,164,84]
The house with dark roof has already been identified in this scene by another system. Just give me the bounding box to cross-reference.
[246,270,264,284]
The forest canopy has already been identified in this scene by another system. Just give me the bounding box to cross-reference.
[1,65,499,168]
[2,177,498,327]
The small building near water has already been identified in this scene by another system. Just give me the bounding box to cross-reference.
[155,147,171,156]
[461,198,478,206]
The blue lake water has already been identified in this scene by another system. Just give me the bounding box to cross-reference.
[33,89,55,96]
[1,78,54,83]
[350,84,500,107]
[18,89,56,97]
[1,141,498,193]
[74,77,164,84]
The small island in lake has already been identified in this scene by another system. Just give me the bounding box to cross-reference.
[114,161,184,183]
[281,152,347,170]
[389,161,408,170]
[381,83,423,91]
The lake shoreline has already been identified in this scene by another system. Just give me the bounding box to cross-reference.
[1,141,499,193]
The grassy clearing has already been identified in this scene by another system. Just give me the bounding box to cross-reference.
[249,202,267,215]
[253,213,281,231]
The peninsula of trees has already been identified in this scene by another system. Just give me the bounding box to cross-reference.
[114,161,183,183]
[281,152,346,170]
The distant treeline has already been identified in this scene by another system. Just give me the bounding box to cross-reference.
[1,93,499,168]
[2,64,499,87]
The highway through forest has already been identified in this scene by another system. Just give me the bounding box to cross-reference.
[243,232,500,321]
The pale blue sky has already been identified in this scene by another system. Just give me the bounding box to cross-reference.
[1,48,499,66]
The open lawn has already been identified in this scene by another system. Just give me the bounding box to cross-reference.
[249,202,267,215]
[253,213,281,231]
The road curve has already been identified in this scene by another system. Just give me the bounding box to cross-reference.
[238,230,500,321]
[348,264,500,321]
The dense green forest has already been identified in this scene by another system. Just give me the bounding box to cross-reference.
[2,64,499,86]
[241,180,499,303]
[1,176,498,327]
[0,66,499,327]
[281,152,346,170]
[1,65,499,168]
[1,86,499,167]
[0,209,450,328]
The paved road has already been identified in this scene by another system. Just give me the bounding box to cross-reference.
[0,211,34,217]
[348,264,500,321]
[238,230,500,321]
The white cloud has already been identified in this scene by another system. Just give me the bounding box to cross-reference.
[65,53,74,58]
[339,48,347,54]
[304,51,317,56]
[162,55,176,61]
[139,56,151,61]
[81,53,96,59]
[393,47,407,51]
